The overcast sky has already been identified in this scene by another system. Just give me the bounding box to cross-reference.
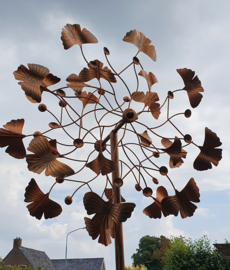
[0,1,230,269]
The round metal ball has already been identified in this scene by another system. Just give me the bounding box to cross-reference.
[33,131,42,137]
[74,138,84,148]
[159,166,168,175]
[103,47,110,55]
[38,104,47,112]
[184,134,192,143]
[184,109,192,118]
[65,196,72,205]
[56,177,64,184]
[168,91,174,99]
[143,187,153,197]
[133,56,140,65]
[135,184,142,192]
[114,178,123,187]
[152,177,159,184]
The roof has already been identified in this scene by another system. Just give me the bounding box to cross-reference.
[51,258,105,270]
[19,247,55,270]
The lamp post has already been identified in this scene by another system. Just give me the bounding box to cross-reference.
[65,227,86,270]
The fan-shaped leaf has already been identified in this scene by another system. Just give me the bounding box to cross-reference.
[26,136,74,177]
[83,192,135,245]
[138,130,152,147]
[177,68,204,108]
[14,64,60,103]
[139,70,158,90]
[194,127,222,171]
[0,119,26,159]
[143,186,169,219]
[24,178,62,220]
[77,91,99,108]
[61,24,98,49]
[123,30,156,61]
[131,91,160,119]
[66,74,89,94]
[86,152,117,175]
[79,60,116,83]
[161,137,187,168]
[161,178,200,218]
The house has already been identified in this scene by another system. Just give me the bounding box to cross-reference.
[3,238,106,270]
[51,258,106,270]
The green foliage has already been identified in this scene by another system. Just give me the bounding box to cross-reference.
[132,235,164,270]
[163,235,229,270]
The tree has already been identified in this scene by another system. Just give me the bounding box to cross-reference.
[132,235,164,270]
[163,236,229,270]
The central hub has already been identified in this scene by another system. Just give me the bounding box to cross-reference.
[122,108,138,123]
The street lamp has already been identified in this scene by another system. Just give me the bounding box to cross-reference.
[65,227,86,270]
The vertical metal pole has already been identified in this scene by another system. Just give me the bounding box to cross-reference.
[110,130,125,270]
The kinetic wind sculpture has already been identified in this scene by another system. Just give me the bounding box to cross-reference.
[0,24,222,269]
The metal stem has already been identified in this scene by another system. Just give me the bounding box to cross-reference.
[110,130,125,270]
[65,227,86,270]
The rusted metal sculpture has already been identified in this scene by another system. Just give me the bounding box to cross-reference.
[0,24,222,270]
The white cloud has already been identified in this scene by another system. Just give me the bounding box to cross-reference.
[195,208,215,218]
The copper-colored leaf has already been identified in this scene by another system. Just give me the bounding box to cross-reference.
[177,68,204,108]
[123,30,157,61]
[84,217,114,246]
[0,119,26,159]
[194,127,222,171]
[139,70,158,90]
[143,186,169,219]
[24,178,62,220]
[79,60,116,83]
[83,192,135,245]
[86,152,117,175]
[14,64,60,103]
[66,74,89,94]
[104,188,126,202]
[161,137,187,168]
[131,91,160,119]
[161,178,200,218]
[26,136,74,177]
[77,91,99,108]
[138,130,152,147]
[61,24,98,49]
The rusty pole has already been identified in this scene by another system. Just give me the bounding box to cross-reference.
[110,130,125,270]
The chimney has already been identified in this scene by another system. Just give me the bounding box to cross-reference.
[13,238,22,249]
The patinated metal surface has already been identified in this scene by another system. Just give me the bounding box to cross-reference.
[0,23,223,270]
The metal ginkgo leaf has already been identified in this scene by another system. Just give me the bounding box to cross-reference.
[143,186,170,219]
[83,192,135,245]
[161,137,187,168]
[84,217,115,246]
[193,127,222,171]
[79,60,117,83]
[86,153,117,175]
[26,136,74,177]
[24,178,62,220]
[0,119,26,159]
[123,30,157,61]
[131,91,160,119]
[77,91,99,107]
[138,130,152,147]
[161,178,200,218]
[14,64,60,103]
[61,23,98,49]
[66,74,89,94]
[177,68,204,108]
[138,70,158,90]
